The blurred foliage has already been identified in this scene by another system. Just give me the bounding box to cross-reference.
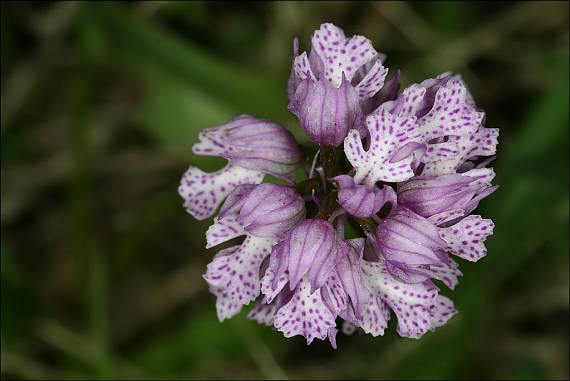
[1,1,568,380]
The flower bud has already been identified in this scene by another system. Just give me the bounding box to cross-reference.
[291,75,362,147]
[237,184,306,238]
[217,183,305,239]
[397,169,497,220]
[332,175,397,218]
[192,115,301,181]
[376,207,447,266]
[282,219,340,292]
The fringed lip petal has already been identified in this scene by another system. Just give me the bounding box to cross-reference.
[178,163,264,220]
[439,215,495,262]
[273,278,337,345]
[203,236,276,321]
[345,109,423,186]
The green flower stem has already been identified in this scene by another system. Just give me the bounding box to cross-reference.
[353,216,377,232]
[318,190,339,219]
[295,177,323,195]
[320,146,341,178]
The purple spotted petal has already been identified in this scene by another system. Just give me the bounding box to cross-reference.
[361,69,401,115]
[311,23,378,88]
[421,127,499,176]
[192,115,301,181]
[247,287,294,326]
[203,236,276,321]
[273,278,337,345]
[320,271,348,316]
[427,260,463,290]
[387,75,482,140]
[439,215,495,262]
[386,259,463,290]
[428,295,457,331]
[247,300,278,327]
[332,175,397,218]
[376,207,447,266]
[362,259,439,339]
[353,58,388,101]
[206,214,247,249]
[178,163,264,220]
[345,109,423,186]
[416,80,483,139]
[357,294,391,337]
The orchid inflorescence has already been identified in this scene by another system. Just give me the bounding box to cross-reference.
[178,23,498,348]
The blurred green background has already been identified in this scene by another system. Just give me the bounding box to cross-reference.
[1,1,568,379]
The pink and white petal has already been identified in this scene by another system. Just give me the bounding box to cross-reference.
[465,127,499,158]
[429,295,457,330]
[421,138,471,176]
[274,278,337,345]
[312,23,377,87]
[192,126,233,157]
[204,236,276,321]
[345,109,421,186]
[320,271,348,316]
[354,59,388,100]
[359,294,390,337]
[394,303,433,339]
[439,215,495,262]
[192,115,257,157]
[362,260,438,339]
[293,52,317,81]
[362,261,439,305]
[418,80,484,140]
[427,260,463,290]
[247,300,277,326]
[427,209,466,226]
[461,167,496,184]
[206,215,247,249]
[179,163,264,220]
[394,84,427,117]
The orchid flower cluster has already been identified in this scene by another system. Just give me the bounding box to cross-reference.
[178,23,498,347]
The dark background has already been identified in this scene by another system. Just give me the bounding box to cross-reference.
[1,1,568,379]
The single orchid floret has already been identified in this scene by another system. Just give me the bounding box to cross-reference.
[332,175,397,218]
[178,22,499,349]
[178,115,301,220]
[192,114,301,180]
[344,108,424,186]
[379,73,498,176]
[337,246,455,339]
[292,73,362,147]
[214,183,306,239]
[376,207,448,266]
[397,168,498,225]
[288,23,390,147]
[259,219,343,345]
